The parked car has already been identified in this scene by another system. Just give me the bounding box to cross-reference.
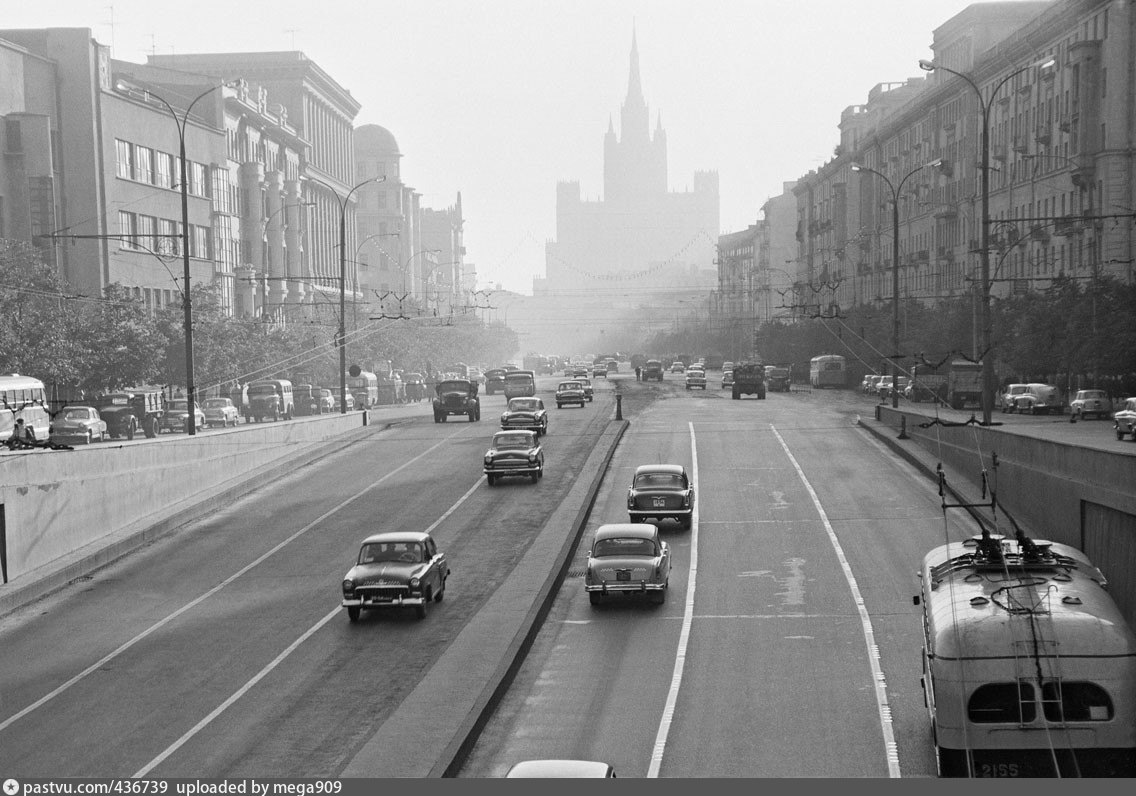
[313,388,335,413]
[1069,389,1112,420]
[685,368,707,390]
[161,399,206,433]
[627,463,695,530]
[340,530,449,621]
[1012,383,1064,415]
[877,376,910,402]
[500,396,549,437]
[49,405,107,445]
[332,390,355,412]
[584,523,670,606]
[860,374,879,393]
[723,361,735,373]
[1113,397,1136,440]
[202,397,240,428]
[721,370,735,389]
[483,429,544,485]
[556,380,587,409]
[506,761,616,778]
[999,383,1030,412]
[433,378,481,423]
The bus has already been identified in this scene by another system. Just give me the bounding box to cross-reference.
[809,355,847,389]
[347,371,379,409]
[0,373,52,443]
[916,531,1136,777]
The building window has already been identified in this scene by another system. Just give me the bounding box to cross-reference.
[4,118,22,153]
[159,218,180,256]
[190,162,209,197]
[155,152,173,189]
[192,225,212,259]
[135,145,154,184]
[118,211,138,249]
[137,215,157,252]
[116,139,133,179]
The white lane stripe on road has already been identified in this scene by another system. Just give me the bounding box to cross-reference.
[0,429,467,736]
[134,470,487,776]
[646,422,699,778]
[770,425,902,778]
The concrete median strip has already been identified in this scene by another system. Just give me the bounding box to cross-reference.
[340,419,629,778]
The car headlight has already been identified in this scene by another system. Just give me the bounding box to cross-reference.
[528,453,538,464]
[501,413,508,421]
[409,576,421,588]
[342,579,355,594]
[484,454,493,465]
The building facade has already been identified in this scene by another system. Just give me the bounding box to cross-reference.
[540,32,719,297]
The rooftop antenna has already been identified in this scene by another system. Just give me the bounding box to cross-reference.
[284,28,299,49]
[104,5,115,56]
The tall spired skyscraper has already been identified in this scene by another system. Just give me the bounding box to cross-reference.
[538,31,719,298]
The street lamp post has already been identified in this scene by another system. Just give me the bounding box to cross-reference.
[117,78,239,436]
[851,159,941,408]
[918,57,1054,424]
[308,175,387,414]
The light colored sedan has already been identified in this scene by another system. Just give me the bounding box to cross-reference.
[585,522,670,605]
[202,397,239,428]
[1069,389,1112,420]
[50,405,107,445]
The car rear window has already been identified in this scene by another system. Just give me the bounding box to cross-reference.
[635,473,684,488]
[593,537,656,557]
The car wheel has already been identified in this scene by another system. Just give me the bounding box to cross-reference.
[468,411,476,422]
[347,606,360,623]
[530,472,539,484]
[435,577,446,602]
[415,601,427,620]
[557,403,563,409]
[1118,428,1126,440]
[487,474,496,486]
[589,593,602,606]
[652,588,666,605]
[83,430,92,445]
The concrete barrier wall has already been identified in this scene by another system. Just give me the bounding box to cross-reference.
[0,413,362,583]
[876,407,1136,547]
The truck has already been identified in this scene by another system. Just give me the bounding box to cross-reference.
[94,387,166,440]
[909,359,983,409]
[731,362,767,400]
[246,379,294,422]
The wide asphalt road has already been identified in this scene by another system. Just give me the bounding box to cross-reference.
[0,377,615,777]
[458,374,991,777]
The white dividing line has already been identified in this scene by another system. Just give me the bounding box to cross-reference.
[0,429,467,736]
[134,469,487,777]
[770,425,902,778]
[646,422,699,778]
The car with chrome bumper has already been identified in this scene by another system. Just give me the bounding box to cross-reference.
[500,396,548,436]
[484,429,544,485]
[49,405,107,445]
[685,368,707,390]
[160,399,205,433]
[584,523,670,605]
[556,380,586,408]
[627,463,695,529]
[1113,397,1136,440]
[1069,389,1112,420]
[341,530,449,621]
[202,397,239,428]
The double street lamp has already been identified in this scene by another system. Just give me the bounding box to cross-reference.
[918,56,1055,424]
[307,175,387,414]
[851,159,941,408]
[117,78,240,435]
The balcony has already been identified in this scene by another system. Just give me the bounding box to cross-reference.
[1012,136,1029,154]
[1058,115,1073,133]
[1035,126,1051,145]
[991,144,1008,161]
[1030,225,1050,243]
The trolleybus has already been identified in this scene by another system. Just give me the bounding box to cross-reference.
[809,354,847,388]
[916,530,1136,776]
[0,373,51,443]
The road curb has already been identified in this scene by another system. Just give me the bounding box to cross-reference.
[0,424,377,619]
[338,418,629,778]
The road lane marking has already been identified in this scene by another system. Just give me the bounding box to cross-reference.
[133,468,487,776]
[646,422,699,778]
[770,425,902,778]
[0,429,467,736]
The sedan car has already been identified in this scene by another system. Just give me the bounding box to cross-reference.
[1069,389,1112,420]
[685,368,707,390]
[160,399,206,433]
[1113,397,1136,440]
[340,530,449,621]
[500,396,548,436]
[49,405,107,445]
[627,463,695,529]
[313,388,335,413]
[505,760,616,778]
[670,361,685,373]
[332,391,355,412]
[999,383,1029,412]
[484,429,544,485]
[202,397,239,428]
[721,370,735,389]
[584,523,670,606]
[556,380,587,408]
[578,377,594,401]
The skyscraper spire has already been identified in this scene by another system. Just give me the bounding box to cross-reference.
[627,25,644,105]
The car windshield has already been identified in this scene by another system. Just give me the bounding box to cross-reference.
[358,541,424,564]
[438,381,470,393]
[593,537,657,557]
[494,434,531,450]
[62,408,91,420]
[634,472,685,489]
[1078,391,1106,400]
[204,399,229,408]
[509,399,540,411]
[559,382,582,390]
[168,400,189,411]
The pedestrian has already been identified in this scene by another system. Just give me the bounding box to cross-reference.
[635,366,641,382]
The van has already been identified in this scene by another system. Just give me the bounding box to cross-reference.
[245,379,294,422]
[1012,383,1063,415]
[503,370,536,399]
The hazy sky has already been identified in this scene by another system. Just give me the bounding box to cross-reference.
[6,1,1048,295]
